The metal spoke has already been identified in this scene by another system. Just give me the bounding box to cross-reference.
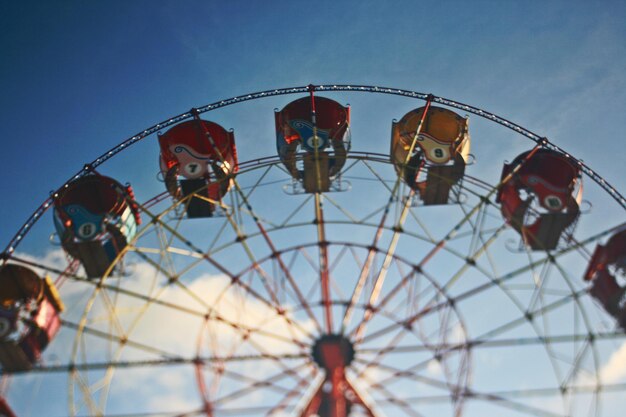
[3,85,626,417]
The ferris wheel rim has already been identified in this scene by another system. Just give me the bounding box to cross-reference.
[3,84,625,259]
[2,85,626,417]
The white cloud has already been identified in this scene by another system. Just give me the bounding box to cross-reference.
[426,358,443,377]
[5,249,317,415]
[599,341,626,384]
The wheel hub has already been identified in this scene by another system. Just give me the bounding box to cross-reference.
[311,334,355,372]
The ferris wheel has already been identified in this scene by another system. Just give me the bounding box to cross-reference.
[1,84,625,417]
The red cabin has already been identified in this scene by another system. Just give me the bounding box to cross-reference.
[0,397,17,417]
[275,96,350,193]
[159,118,238,218]
[584,229,626,330]
[0,264,64,372]
[391,106,470,205]
[496,149,581,250]
[53,174,140,278]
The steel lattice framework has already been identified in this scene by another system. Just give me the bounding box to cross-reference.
[1,84,625,417]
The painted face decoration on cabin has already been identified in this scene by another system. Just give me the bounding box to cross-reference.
[62,204,105,240]
[415,132,452,164]
[526,175,569,212]
[170,144,214,179]
[289,120,331,152]
[399,131,453,165]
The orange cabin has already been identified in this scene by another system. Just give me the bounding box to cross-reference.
[53,174,140,278]
[0,264,64,372]
[159,118,238,217]
[496,149,581,250]
[275,96,350,193]
[391,106,470,205]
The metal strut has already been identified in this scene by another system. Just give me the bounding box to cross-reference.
[300,335,380,417]
[308,85,334,334]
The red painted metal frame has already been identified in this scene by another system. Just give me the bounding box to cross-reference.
[2,84,626,417]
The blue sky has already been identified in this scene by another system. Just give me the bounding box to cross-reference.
[1,0,625,248]
[1,1,626,416]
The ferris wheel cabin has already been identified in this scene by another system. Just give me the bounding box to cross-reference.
[0,264,64,372]
[584,229,626,329]
[497,149,582,251]
[53,174,140,278]
[275,96,350,193]
[159,118,238,218]
[391,105,471,205]
[0,396,17,417]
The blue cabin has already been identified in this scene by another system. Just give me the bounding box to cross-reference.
[53,174,140,278]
